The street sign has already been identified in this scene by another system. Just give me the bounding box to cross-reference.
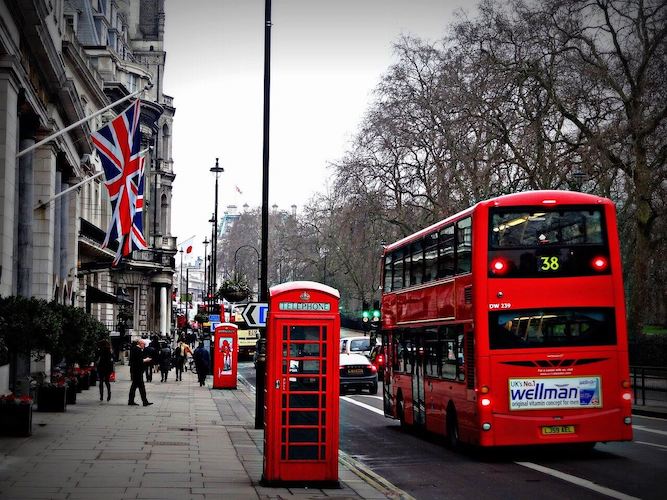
[242,302,268,328]
[209,314,220,323]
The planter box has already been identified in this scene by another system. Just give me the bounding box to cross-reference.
[66,381,77,405]
[0,404,33,436]
[37,386,67,412]
[77,374,90,391]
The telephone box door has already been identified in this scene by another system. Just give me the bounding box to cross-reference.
[213,323,238,389]
[263,282,340,487]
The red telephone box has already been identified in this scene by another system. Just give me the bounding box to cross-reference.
[263,281,340,487]
[213,323,238,389]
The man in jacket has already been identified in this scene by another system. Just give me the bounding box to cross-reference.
[128,339,153,406]
[193,342,210,387]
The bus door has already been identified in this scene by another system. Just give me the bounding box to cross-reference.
[382,331,391,414]
[411,334,426,427]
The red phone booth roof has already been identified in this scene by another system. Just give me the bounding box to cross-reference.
[269,281,340,299]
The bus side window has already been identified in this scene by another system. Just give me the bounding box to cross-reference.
[423,232,438,283]
[393,249,404,291]
[384,253,393,292]
[438,226,455,278]
[456,217,472,274]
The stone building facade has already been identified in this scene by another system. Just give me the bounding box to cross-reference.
[0,0,176,393]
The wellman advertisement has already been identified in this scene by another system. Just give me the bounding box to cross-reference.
[509,376,602,410]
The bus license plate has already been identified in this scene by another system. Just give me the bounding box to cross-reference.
[542,425,575,435]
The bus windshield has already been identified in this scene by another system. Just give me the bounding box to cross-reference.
[490,208,604,248]
[488,208,609,277]
[489,308,616,349]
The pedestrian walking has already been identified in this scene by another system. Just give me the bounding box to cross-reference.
[173,339,192,381]
[128,339,153,406]
[193,341,210,387]
[95,339,114,402]
[143,337,157,382]
[158,343,172,382]
[149,335,161,376]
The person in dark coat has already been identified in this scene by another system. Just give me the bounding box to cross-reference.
[96,339,114,402]
[128,339,153,406]
[158,344,172,382]
[143,337,157,382]
[193,342,210,387]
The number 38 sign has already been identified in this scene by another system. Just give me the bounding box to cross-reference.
[539,255,560,272]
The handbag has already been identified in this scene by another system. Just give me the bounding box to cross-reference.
[109,371,116,382]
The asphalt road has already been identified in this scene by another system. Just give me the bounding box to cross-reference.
[239,360,667,500]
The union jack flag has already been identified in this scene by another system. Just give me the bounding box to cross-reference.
[91,100,147,265]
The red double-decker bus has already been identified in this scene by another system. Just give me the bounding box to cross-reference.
[381,190,633,447]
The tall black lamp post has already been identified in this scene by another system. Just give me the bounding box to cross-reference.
[203,237,209,307]
[210,158,224,306]
[208,213,216,305]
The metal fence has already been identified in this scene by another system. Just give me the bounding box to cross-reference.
[630,365,667,407]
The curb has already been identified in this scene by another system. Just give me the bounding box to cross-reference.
[633,407,667,419]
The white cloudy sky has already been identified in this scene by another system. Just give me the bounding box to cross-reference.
[164,0,473,258]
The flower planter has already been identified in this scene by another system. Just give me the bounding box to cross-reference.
[66,380,77,405]
[77,374,90,391]
[37,385,67,412]
[0,403,33,437]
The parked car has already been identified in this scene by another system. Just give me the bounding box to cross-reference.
[340,336,373,357]
[369,344,386,377]
[340,353,378,395]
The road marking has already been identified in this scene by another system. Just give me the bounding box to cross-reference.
[341,396,385,416]
[237,374,255,394]
[633,425,667,436]
[515,462,641,500]
[634,440,667,450]
[357,394,383,400]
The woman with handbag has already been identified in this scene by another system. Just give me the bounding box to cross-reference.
[96,339,114,401]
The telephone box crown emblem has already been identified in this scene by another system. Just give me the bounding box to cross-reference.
[300,291,311,301]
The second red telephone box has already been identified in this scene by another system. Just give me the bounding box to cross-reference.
[213,323,238,389]
[263,281,340,487]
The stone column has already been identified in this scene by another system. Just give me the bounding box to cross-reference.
[160,285,168,335]
[17,136,34,298]
[53,171,61,298]
[32,144,56,300]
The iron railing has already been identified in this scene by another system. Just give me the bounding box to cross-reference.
[630,365,667,406]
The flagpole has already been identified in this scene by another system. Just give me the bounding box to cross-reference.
[16,84,153,159]
[33,147,151,210]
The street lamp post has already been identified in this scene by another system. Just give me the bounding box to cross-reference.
[203,237,209,307]
[210,158,224,305]
[234,244,260,301]
[208,213,216,305]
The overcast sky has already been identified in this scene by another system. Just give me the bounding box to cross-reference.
[163,0,472,260]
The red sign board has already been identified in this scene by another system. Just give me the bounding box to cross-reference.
[213,323,238,389]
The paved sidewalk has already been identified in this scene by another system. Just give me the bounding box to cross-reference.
[0,365,397,500]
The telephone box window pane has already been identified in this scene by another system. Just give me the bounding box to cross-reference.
[322,343,327,357]
[282,411,287,425]
[290,326,321,341]
[289,411,318,425]
[289,343,321,357]
[289,428,319,443]
[283,326,288,340]
[290,360,320,374]
[283,343,288,358]
[281,446,286,460]
[289,377,320,391]
[288,445,318,460]
[321,428,326,443]
[289,394,319,408]
[322,326,327,341]
[282,360,288,375]
[321,394,326,407]
[281,428,287,443]
[282,394,287,408]
[321,411,326,424]
[320,446,326,460]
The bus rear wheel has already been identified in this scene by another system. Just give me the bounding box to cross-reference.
[446,410,460,449]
